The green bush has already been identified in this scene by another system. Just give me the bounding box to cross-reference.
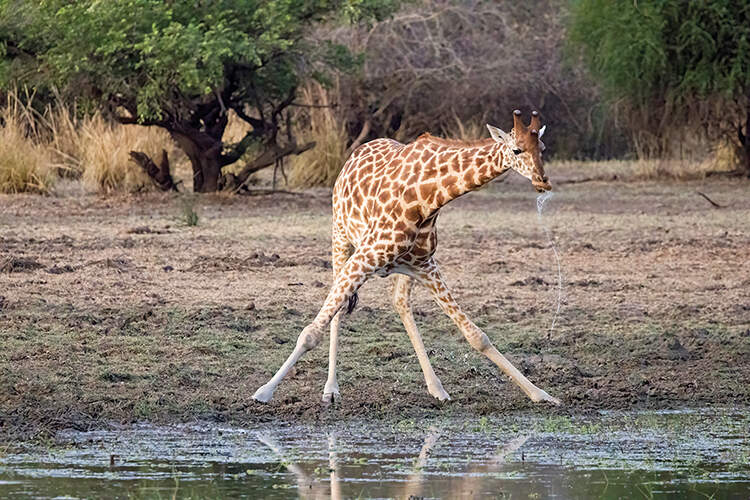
[568,0,750,168]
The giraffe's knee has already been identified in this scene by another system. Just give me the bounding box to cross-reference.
[465,328,491,352]
[297,325,323,351]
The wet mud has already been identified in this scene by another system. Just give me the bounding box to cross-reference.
[1,175,749,438]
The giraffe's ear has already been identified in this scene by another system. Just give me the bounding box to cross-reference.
[487,124,511,143]
[538,125,547,139]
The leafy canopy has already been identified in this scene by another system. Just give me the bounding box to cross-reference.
[0,0,398,123]
[567,0,750,160]
[568,0,750,106]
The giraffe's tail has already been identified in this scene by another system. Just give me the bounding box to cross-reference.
[346,293,358,314]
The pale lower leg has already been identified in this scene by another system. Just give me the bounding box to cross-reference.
[322,234,351,403]
[253,251,373,403]
[413,260,560,405]
[257,434,311,490]
[403,426,440,499]
[322,312,341,402]
[392,275,449,401]
[252,324,322,402]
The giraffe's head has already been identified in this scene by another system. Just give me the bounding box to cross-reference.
[487,110,551,192]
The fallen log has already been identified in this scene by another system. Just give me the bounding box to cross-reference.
[129,150,179,192]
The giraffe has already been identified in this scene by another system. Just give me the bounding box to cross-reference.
[252,109,560,406]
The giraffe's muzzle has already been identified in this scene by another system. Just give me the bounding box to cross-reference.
[533,175,552,192]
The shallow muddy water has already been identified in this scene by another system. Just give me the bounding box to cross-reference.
[1,409,748,499]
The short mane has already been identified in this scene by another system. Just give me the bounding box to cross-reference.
[416,133,494,148]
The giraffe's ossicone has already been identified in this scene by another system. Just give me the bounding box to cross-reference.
[252,109,560,406]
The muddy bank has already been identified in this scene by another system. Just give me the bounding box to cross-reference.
[1,175,749,438]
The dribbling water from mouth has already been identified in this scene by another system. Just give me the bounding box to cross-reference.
[536,191,563,337]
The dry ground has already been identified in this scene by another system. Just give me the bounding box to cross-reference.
[1,167,749,438]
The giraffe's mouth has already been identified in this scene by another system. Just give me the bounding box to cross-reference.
[533,178,552,192]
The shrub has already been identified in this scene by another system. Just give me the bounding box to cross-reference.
[568,0,750,171]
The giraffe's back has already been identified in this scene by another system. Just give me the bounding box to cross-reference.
[332,138,408,245]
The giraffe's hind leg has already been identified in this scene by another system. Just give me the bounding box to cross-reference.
[252,249,377,403]
[412,259,560,405]
[392,274,450,401]
[323,231,353,404]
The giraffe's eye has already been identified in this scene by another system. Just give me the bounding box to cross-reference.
[512,148,522,155]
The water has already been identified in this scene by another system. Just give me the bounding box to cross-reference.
[536,191,564,335]
[1,409,748,499]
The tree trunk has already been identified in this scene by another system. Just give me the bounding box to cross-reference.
[192,151,223,193]
[171,130,225,192]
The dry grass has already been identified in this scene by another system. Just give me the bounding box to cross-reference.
[44,103,85,178]
[79,114,171,193]
[0,89,177,194]
[0,93,54,194]
[553,152,737,183]
[288,83,349,188]
[223,109,252,144]
[706,140,744,173]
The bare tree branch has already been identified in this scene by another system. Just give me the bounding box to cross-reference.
[230,141,316,191]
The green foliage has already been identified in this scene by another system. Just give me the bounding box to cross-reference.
[0,0,395,123]
[568,0,750,105]
[568,0,750,161]
[0,0,401,191]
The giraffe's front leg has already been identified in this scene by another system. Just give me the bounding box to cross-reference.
[322,233,351,404]
[252,322,325,403]
[322,311,342,404]
[253,251,375,403]
[413,259,561,406]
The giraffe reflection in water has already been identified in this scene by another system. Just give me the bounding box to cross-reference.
[258,429,530,499]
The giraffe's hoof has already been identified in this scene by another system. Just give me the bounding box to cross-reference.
[252,385,275,403]
[322,391,341,405]
[531,389,561,406]
[428,383,451,401]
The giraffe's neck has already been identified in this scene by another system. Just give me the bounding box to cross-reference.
[416,139,508,215]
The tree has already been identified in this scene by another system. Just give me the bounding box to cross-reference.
[568,0,750,173]
[0,0,398,191]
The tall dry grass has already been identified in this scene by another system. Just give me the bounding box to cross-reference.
[78,115,171,193]
[288,83,349,188]
[0,89,176,194]
[552,154,736,182]
[0,93,54,194]
[44,103,85,178]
